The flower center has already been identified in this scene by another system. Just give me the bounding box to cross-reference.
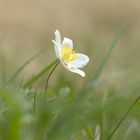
[60,45,78,62]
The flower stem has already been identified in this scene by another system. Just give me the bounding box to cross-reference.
[44,60,59,97]
[108,95,140,140]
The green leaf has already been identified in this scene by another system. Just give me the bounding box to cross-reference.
[6,48,47,84]
[23,59,59,89]
[93,22,126,81]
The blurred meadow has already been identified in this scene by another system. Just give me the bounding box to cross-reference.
[0,0,140,140]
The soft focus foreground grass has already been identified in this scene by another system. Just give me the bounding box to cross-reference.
[0,23,140,140]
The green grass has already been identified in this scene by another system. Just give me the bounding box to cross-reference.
[0,24,140,140]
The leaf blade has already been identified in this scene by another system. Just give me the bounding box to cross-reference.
[93,23,126,81]
[23,59,59,89]
[6,48,47,84]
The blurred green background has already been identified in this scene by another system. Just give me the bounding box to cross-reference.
[0,1,140,140]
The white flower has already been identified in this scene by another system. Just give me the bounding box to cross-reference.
[52,30,89,77]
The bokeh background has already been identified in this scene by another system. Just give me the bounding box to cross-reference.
[0,1,140,140]
[0,0,140,90]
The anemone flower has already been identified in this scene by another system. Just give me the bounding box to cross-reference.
[52,30,89,77]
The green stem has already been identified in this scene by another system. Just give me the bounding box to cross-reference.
[108,95,140,140]
[44,61,59,97]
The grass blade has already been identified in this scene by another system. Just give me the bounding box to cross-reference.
[108,96,140,139]
[23,59,59,89]
[93,22,126,81]
[6,48,47,84]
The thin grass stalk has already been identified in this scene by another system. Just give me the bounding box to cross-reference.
[108,95,140,140]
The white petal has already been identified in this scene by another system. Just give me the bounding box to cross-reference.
[69,67,85,77]
[53,40,59,58]
[54,30,62,52]
[62,37,73,48]
[66,64,85,77]
[68,53,89,68]
[55,30,61,45]
[53,30,62,58]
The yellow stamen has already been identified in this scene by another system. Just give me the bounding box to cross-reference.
[60,45,78,62]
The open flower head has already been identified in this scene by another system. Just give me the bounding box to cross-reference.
[52,30,89,77]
